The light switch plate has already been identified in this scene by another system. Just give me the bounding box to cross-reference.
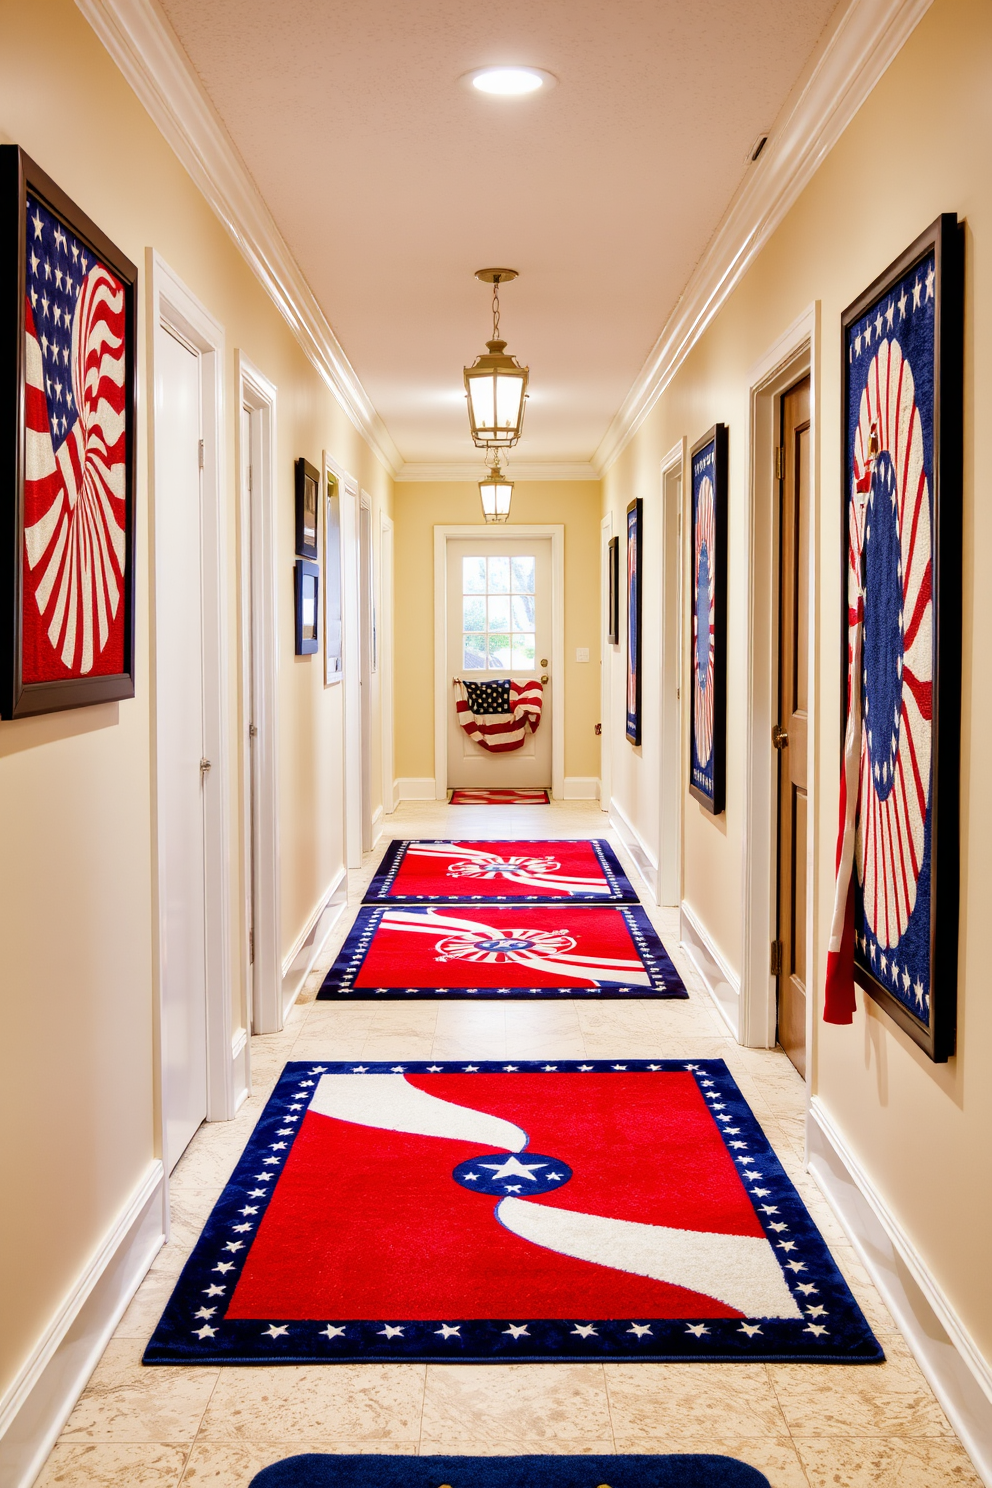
[575,647,590,662]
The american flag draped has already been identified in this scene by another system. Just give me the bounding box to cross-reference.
[454,677,543,752]
[22,194,127,682]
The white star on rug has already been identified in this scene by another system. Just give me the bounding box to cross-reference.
[435,1324,461,1338]
[193,1307,216,1320]
[627,1323,652,1337]
[193,1325,217,1338]
[378,1325,404,1338]
[571,1324,598,1337]
[204,1285,226,1297]
[320,1325,346,1339]
[213,1262,235,1274]
[738,1323,762,1337]
[426,1065,444,1072]
[685,1323,709,1336]
[577,1064,594,1072]
[796,1284,818,1295]
[503,1324,529,1338]
[263,1325,289,1338]
[806,1306,828,1318]
[479,1155,547,1181]
[804,1324,828,1336]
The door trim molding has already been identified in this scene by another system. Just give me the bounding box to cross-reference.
[236,352,281,1038]
[659,439,685,907]
[326,454,361,870]
[379,512,395,814]
[433,525,565,801]
[148,250,234,1147]
[599,513,613,814]
[740,302,819,1052]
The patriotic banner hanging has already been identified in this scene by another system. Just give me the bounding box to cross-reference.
[830,215,962,1061]
[1,148,136,718]
[364,838,638,904]
[454,677,542,752]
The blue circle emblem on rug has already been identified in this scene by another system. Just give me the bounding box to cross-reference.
[452,1152,573,1197]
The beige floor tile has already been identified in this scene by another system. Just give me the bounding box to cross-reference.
[431,1034,509,1061]
[795,1435,983,1485]
[612,1436,810,1488]
[501,1030,588,1060]
[418,1440,617,1457]
[422,1363,612,1443]
[605,1363,789,1439]
[35,1443,189,1487]
[60,1340,217,1443]
[768,1364,953,1437]
[114,1269,180,1339]
[197,1364,426,1442]
[180,1441,420,1484]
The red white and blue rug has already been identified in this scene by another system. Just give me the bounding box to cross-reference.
[449,788,551,804]
[249,1454,771,1488]
[316,905,686,1000]
[144,1060,882,1365]
[365,839,638,905]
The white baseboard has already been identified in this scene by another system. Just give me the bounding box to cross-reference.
[280,865,348,1014]
[0,1161,166,1488]
[393,777,436,802]
[231,1026,249,1110]
[807,1099,992,1486]
[371,805,384,846]
[563,776,600,800]
[609,797,658,898]
[680,900,741,1039]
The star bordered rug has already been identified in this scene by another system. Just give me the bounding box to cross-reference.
[364,839,638,905]
[316,904,686,1000]
[144,1060,882,1365]
[449,788,551,804]
[249,1454,772,1488]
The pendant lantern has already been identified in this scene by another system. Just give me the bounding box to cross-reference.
[463,268,529,448]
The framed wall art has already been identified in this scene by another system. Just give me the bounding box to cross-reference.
[0,146,137,719]
[295,457,319,560]
[841,213,963,1061]
[295,558,319,656]
[625,499,642,744]
[688,424,728,814]
[607,534,619,646]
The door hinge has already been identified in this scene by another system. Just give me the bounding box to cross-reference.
[249,927,255,965]
[198,438,205,471]
[770,939,784,977]
[774,445,785,481]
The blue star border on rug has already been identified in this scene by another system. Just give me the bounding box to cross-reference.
[249,1453,772,1488]
[143,1059,883,1367]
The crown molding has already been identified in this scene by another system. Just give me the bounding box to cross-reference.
[76,0,403,477]
[593,0,933,475]
[395,461,600,483]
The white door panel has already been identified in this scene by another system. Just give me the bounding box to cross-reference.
[446,537,552,789]
[157,326,208,1170]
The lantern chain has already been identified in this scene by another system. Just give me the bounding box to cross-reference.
[492,275,501,341]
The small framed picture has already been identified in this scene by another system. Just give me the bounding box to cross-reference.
[840,213,963,1061]
[294,559,319,656]
[689,423,728,814]
[1,146,138,718]
[607,535,619,645]
[625,499,642,744]
[295,457,319,560]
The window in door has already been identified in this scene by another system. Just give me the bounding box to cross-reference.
[462,554,535,670]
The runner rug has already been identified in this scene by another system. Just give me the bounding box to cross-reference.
[365,839,638,904]
[316,904,685,1000]
[144,1059,882,1365]
[450,788,551,804]
[250,1454,772,1488]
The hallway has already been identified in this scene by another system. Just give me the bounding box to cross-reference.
[40,805,977,1488]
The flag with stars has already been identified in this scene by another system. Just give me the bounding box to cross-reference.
[21,193,127,682]
[827,235,946,1033]
[454,677,543,751]
[143,1060,882,1365]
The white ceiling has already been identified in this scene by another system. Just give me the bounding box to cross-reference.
[159,0,841,469]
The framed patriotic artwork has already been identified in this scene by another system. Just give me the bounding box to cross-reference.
[295,559,319,656]
[841,215,963,1061]
[607,534,619,645]
[689,424,728,814]
[625,499,642,744]
[295,458,319,561]
[0,147,137,719]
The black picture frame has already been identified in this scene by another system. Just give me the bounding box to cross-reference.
[688,424,728,815]
[607,534,619,645]
[295,559,319,656]
[840,214,963,1062]
[295,457,319,561]
[0,146,137,718]
[625,499,642,744]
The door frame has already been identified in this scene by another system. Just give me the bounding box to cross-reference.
[433,524,565,801]
[741,302,819,1055]
[380,512,395,814]
[327,455,361,869]
[359,491,375,851]
[148,250,234,1154]
[599,513,613,812]
[236,352,281,1038]
[658,439,685,906]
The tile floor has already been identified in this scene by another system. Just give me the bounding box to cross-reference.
[38,803,981,1487]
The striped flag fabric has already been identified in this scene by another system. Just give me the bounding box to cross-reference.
[454,678,543,753]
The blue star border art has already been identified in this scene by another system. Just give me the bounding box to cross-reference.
[143,1059,882,1367]
[841,213,963,1062]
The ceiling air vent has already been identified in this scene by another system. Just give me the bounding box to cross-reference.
[749,134,769,163]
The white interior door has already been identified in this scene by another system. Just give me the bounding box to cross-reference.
[157,325,208,1170]
[446,537,552,789]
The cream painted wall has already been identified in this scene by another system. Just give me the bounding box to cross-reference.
[0,0,391,1415]
[603,0,992,1364]
[392,481,601,788]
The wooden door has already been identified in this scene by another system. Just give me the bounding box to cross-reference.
[776,376,810,1075]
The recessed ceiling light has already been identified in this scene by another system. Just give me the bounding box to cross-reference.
[466,66,556,96]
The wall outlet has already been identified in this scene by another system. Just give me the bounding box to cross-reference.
[575,647,590,662]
